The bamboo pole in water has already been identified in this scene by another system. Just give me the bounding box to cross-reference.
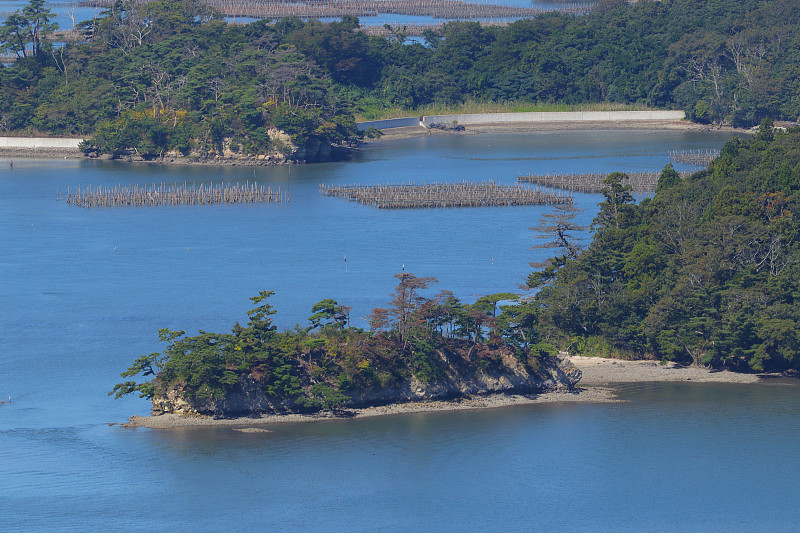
[319,180,572,209]
[61,182,286,208]
[517,171,693,193]
[668,149,720,166]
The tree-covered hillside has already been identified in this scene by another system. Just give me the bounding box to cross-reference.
[373,0,800,126]
[2,0,800,158]
[1,1,361,159]
[532,122,800,372]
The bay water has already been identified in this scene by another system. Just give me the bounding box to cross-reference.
[3,129,799,531]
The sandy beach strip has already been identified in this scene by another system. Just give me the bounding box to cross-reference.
[567,355,762,386]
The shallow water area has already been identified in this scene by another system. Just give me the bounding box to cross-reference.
[8,128,797,531]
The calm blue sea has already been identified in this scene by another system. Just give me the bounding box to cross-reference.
[4,130,799,531]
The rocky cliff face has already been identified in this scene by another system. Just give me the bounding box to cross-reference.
[151,381,296,417]
[266,128,346,164]
[150,349,581,417]
[351,350,580,407]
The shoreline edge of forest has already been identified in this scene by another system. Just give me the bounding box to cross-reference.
[119,355,772,430]
[1,119,748,161]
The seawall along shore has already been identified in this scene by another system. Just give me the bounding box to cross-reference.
[357,110,687,131]
[1,136,84,159]
[421,110,686,126]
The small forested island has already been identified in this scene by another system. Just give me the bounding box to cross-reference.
[2,0,800,162]
[112,277,582,417]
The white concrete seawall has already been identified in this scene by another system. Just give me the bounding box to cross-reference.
[356,110,686,130]
[421,110,686,126]
[0,136,84,149]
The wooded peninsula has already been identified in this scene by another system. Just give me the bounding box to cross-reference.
[4,0,799,416]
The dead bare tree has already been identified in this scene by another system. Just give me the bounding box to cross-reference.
[144,63,172,117]
[51,46,69,82]
[209,77,227,104]
[105,0,150,53]
[530,203,586,271]
[726,37,746,74]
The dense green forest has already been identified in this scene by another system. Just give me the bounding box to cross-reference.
[1,0,362,159]
[532,122,800,372]
[2,0,800,158]
[353,0,800,126]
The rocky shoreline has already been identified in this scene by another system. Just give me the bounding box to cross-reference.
[1,147,84,159]
[1,141,349,166]
[0,147,325,166]
[120,387,619,429]
[118,355,776,430]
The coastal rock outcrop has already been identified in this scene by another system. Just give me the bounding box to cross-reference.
[150,348,581,417]
[81,127,351,166]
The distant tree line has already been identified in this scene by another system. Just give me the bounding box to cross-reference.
[348,0,800,126]
[2,0,800,156]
